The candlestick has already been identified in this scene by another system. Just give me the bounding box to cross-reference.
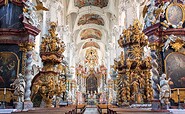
[178,94,180,109]
[177,89,179,95]
[4,88,6,94]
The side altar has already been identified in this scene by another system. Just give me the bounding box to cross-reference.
[143,0,185,109]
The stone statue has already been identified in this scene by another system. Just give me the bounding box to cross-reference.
[158,73,171,106]
[11,73,25,102]
[144,0,157,28]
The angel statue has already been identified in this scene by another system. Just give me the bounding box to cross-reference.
[157,73,171,107]
[162,34,177,52]
[10,73,25,102]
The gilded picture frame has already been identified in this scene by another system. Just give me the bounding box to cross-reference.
[166,3,185,25]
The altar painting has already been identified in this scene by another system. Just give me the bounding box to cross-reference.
[165,52,185,88]
[0,52,19,88]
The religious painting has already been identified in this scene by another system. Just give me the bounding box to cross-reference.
[74,0,108,8]
[78,14,104,26]
[166,3,184,25]
[0,52,19,88]
[82,41,100,49]
[0,2,23,29]
[81,28,102,40]
[165,52,185,88]
[86,73,98,93]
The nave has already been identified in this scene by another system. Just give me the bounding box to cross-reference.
[0,0,185,114]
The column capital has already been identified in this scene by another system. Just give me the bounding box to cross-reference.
[19,42,35,52]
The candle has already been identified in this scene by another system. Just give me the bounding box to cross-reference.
[177,89,179,95]
[4,88,6,94]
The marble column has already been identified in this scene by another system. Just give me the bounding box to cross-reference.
[150,43,160,99]
[19,41,35,109]
[24,50,33,102]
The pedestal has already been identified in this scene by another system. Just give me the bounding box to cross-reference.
[23,101,33,109]
[152,99,161,110]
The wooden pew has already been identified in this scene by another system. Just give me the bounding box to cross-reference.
[77,104,86,114]
[108,108,171,114]
[12,106,76,114]
[97,104,117,114]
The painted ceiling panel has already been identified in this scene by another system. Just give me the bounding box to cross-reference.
[80,28,102,40]
[78,14,104,26]
[83,42,100,49]
[74,0,108,8]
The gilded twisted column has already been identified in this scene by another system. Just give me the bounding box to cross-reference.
[150,43,160,99]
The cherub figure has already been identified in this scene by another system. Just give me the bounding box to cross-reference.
[162,35,177,52]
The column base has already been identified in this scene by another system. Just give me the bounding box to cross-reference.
[151,99,161,110]
[14,102,23,110]
[23,101,33,109]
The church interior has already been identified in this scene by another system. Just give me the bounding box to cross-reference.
[0,0,185,114]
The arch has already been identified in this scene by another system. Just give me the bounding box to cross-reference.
[82,41,100,49]
[80,28,102,40]
[78,14,104,26]
[74,0,108,8]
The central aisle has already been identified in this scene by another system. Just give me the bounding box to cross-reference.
[84,108,99,114]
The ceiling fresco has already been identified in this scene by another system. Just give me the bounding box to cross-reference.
[74,0,108,8]
[78,14,104,26]
[80,28,102,40]
[82,42,100,49]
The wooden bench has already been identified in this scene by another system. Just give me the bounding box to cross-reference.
[77,104,86,114]
[12,107,76,114]
[108,108,171,114]
[97,104,117,114]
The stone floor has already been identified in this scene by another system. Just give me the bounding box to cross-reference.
[84,108,99,114]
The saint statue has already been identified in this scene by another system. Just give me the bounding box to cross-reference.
[11,73,25,102]
[158,73,171,106]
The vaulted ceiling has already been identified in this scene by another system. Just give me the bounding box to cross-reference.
[68,0,118,67]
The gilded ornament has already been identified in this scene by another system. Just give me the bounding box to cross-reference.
[170,38,184,52]
[35,0,49,11]
[31,22,66,107]
[115,20,153,105]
